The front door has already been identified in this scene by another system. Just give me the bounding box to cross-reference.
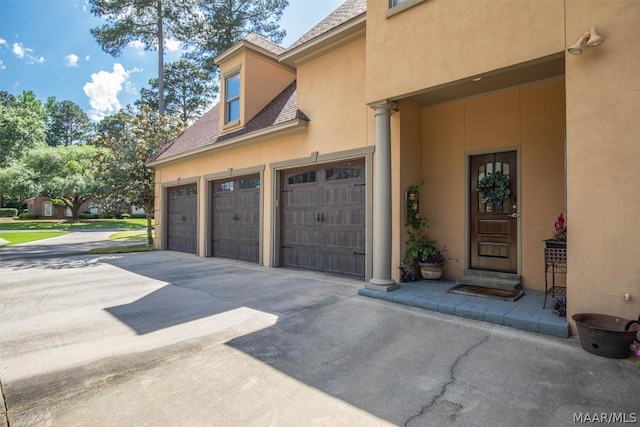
[470,151,518,272]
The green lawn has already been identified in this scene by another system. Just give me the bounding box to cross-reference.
[108,230,148,241]
[0,231,68,246]
[0,218,153,231]
[87,244,155,254]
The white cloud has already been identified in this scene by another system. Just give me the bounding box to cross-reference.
[83,63,130,121]
[12,42,44,64]
[0,38,7,47]
[0,60,5,70]
[85,55,91,61]
[165,39,181,52]
[129,40,146,55]
[65,54,79,67]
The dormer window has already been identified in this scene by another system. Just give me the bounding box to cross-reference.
[225,73,240,124]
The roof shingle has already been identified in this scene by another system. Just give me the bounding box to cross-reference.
[150,81,307,163]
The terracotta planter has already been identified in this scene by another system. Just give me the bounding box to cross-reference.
[419,263,444,280]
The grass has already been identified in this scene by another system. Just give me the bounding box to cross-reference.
[109,230,148,241]
[0,218,153,231]
[87,244,155,255]
[0,231,68,246]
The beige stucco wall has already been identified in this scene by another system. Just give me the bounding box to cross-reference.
[365,0,565,103]
[154,36,372,269]
[565,1,640,322]
[415,79,565,290]
[217,50,296,132]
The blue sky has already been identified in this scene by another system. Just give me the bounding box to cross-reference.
[0,0,344,121]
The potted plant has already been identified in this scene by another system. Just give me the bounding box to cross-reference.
[545,213,567,248]
[418,245,449,280]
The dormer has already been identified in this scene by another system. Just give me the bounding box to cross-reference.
[214,33,296,133]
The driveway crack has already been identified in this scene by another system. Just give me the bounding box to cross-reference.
[1,377,9,427]
[404,332,492,427]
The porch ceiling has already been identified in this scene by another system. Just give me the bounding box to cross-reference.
[405,53,565,107]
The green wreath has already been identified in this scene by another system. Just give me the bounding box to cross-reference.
[477,170,511,204]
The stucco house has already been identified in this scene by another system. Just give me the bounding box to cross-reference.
[148,0,640,333]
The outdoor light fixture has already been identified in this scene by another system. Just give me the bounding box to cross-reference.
[568,27,604,55]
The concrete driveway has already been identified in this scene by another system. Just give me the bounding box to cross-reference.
[1,249,639,426]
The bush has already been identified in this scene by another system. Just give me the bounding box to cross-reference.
[18,212,39,219]
[0,208,18,217]
[130,213,147,219]
[121,213,131,219]
[78,213,95,219]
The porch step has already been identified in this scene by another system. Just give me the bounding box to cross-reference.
[456,269,522,291]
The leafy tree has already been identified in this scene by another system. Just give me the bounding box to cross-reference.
[20,145,106,220]
[89,0,197,115]
[0,90,47,167]
[45,97,94,146]
[95,106,184,244]
[0,91,17,108]
[136,59,216,123]
[0,161,38,210]
[184,0,288,75]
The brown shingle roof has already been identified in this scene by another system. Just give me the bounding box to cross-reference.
[244,33,286,55]
[286,0,367,51]
[150,81,307,163]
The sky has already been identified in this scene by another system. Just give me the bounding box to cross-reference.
[0,0,344,121]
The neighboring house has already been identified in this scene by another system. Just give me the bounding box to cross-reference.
[26,197,84,219]
[148,0,640,330]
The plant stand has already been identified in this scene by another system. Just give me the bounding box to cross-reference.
[543,247,566,308]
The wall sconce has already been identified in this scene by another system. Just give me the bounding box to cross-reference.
[568,27,604,55]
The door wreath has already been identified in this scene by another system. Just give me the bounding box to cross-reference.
[477,170,511,204]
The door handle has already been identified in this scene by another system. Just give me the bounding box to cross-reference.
[509,212,520,218]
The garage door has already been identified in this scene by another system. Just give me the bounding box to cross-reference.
[167,184,198,253]
[281,160,365,278]
[211,175,260,262]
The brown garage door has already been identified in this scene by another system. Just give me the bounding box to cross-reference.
[281,160,365,278]
[167,184,198,253]
[211,175,260,263]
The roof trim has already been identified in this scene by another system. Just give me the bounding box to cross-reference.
[280,14,366,67]
[215,38,283,66]
[147,119,308,167]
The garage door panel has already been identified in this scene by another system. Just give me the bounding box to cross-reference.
[167,184,197,254]
[281,161,365,278]
[211,175,260,263]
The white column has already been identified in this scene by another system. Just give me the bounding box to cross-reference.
[367,100,399,291]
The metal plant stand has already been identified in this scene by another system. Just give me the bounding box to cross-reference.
[544,247,567,308]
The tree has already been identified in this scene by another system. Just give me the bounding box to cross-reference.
[0,162,38,210]
[89,0,196,115]
[20,145,105,220]
[184,0,288,75]
[136,59,217,123]
[45,97,94,146]
[0,91,47,167]
[95,106,183,244]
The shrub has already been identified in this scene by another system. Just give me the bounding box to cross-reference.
[121,213,131,219]
[78,213,94,219]
[0,208,18,217]
[130,213,147,219]
[18,212,39,219]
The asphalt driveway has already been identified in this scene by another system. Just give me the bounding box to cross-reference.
[1,248,639,426]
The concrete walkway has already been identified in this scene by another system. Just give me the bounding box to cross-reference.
[0,229,147,261]
[1,249,639,426]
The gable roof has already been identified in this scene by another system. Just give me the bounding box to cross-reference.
[285,0,367,52]
[148,81,308,165]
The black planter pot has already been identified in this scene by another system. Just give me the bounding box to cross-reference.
[544,239,567,249]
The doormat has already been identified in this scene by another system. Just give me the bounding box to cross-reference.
[448,284,524,302]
